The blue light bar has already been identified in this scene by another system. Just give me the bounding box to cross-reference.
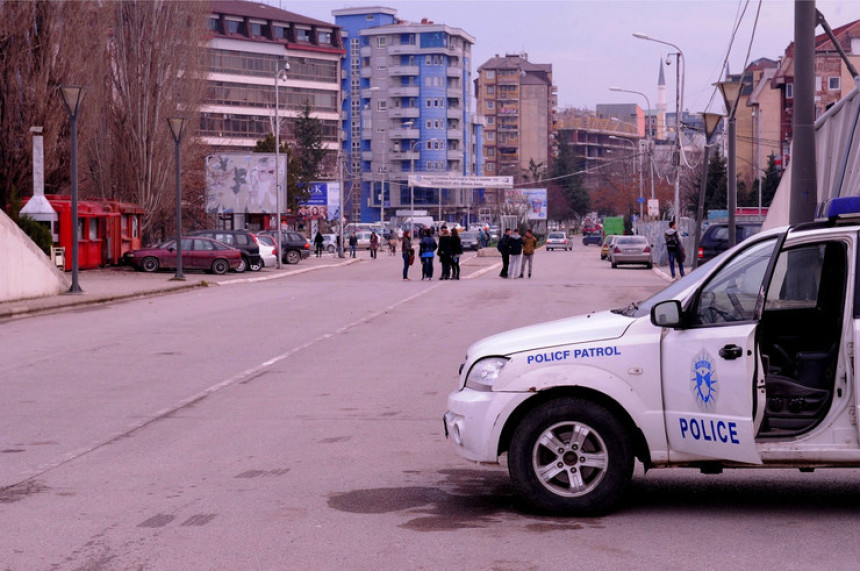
[816,197,860,220]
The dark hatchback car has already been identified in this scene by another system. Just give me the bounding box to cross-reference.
[123,237,242,274]
[258,230,311,264]
[187,229,262,272]
[698,222,762,263]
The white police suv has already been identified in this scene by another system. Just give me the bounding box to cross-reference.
[444,198,860,515]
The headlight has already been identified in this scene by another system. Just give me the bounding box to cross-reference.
[465,357,509,391]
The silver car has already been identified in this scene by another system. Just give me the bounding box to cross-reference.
[545,232,571,251]
[608,235,653,269]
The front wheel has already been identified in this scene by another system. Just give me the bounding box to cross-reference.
[235,256,248,273]
[508,397,633,516]
[327,244,335,254]
[249,259,262,271]
[141,257,159,273]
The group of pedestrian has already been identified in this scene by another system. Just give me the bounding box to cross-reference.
[398,225,463,281]
[497,228,537,279]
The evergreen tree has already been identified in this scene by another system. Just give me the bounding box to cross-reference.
[550,138,589,220]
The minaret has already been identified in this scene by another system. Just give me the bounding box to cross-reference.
[657,57,667,140]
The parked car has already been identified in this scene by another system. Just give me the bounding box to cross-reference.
[545,232,571,251]
[186,229,262,272]
[698,222,762,263]
[608,235,653,269]
[122,237,241,275]
[254,234,278,268]
[321,233,338,254]
[600,234,620,260]
[280,231,311,264]
[582,230,602,246]
[458,231,480,251]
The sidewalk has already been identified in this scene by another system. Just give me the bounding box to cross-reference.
[0,254,357,321]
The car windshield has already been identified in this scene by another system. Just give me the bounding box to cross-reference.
[549,233,564,239]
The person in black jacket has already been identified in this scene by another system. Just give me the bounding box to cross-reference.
[497,228,511,278]
[419,228,437,280]
[507,228,524,279]
[437,226,453,279]
[450,228,463,280]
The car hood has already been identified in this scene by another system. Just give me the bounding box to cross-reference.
[467,310,632,358]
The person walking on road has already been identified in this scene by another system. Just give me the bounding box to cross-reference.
[313,231,324,258]
[370,231,379,260]
[450,227,463,280]
[498,228,511,278]
[519,228,537,278]
[664,220,685,279]
[437,226,453,280]
[419,228,437,280]
[401,230,413,280]
[348,232,357,258]
[508,228,524,279]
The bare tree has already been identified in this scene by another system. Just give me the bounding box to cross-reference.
[98,0,209,240]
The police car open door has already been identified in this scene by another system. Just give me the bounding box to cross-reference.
[661,239,777,465]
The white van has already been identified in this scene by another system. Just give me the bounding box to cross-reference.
[444,197,860,515]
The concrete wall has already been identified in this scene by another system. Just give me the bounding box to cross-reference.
[0,209,69,302]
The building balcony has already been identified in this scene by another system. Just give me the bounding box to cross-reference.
[389,107,420,119]
[447,150,464,160]
[360,46,372,57]
[390,128,420,139]
[390,86,420,97]
[447,108,463,119]
[361,151,374,161]
[388,44,420,55]
[390,150,419,161]
[446,88,462,98]
[389,65,420,76]
[447,128,462,140]
[447,66,463,77]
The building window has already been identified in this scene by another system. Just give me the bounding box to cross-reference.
[487,132,495,141]
[487,101,494,109]
[487,70,495,79]
[487,85,495,95]
[786,83,794,99]
[319,31,332,45]
[426,55,432,65]
[487,117,495,125]
[249,21,265,37]
[224,18,242,34]
[273,25,288,40]
[208,16,221,33]
[426,120,433,129]
[487,163,495,172]
[829,76,841,91]
[377,36,387,47]
[296,28,311,42]
[377,100,387,111]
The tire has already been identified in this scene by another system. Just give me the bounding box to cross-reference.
[235,256,248,273]
[646,262,653,269]
[141,257,159,273]
[285,250,301,265]
[508,397,633,516]
[211,258,229,275]
[249,259,262,272]
[611,261,618,268]
[327,245,335,254]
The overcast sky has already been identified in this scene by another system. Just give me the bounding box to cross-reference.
[271,0,860,113]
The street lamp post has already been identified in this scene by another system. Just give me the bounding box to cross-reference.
[274,58,290,268]
[634,34,685,224]
[609,135,642,223]
[717,79,743,248]
[167,117,187,281]
[609,86,655,208]
[693,112,724,270]
[59,85,85,294]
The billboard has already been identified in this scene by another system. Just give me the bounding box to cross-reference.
[407,175,513,188]
[205,153,284,214]
[298,182,340,222]
[505,188,547,221]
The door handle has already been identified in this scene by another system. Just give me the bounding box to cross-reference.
[719,344,743,360]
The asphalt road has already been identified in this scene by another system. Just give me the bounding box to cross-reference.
[2,244,859,569]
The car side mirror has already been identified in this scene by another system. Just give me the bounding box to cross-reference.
[651,300,683,328]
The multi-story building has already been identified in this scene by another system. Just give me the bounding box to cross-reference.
[772,19,860,169]
[333,7,480,224]
[475,53,557,185]
[202,1,345,156]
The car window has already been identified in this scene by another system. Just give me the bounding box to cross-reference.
[692,238,778,325]
[616,236,646,245]
[180,238,194,251]
[765,242,844,310]
[194,239,214,251]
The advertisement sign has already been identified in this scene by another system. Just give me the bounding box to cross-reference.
[204,153,284,214]
[298,182,340,222]
[407,175,513,189]
[503,188,547,221]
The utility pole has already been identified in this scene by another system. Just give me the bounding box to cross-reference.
[790,0,818,224]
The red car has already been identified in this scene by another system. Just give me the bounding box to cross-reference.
[123,237,242,274]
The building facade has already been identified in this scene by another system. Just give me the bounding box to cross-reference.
[475,53,557,185]
[202,1,345,156]
[333,7,481,224]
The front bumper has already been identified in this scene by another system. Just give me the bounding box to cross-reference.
[444,388,529,463]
